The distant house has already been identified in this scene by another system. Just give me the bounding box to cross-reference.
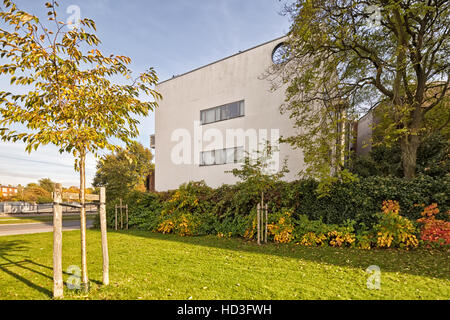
[355,111,376,156]
[355,81,449,156]
[1,185,18,198]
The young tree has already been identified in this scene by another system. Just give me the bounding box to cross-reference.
[93,141,154,200]
[271,0,449,180]
[38,178,55,193]
[23,184,52,203]
[0,0,161,291]
[228,143,289,202]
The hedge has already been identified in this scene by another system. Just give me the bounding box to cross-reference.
[100,175,449,234]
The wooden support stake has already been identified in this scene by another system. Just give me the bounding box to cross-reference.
[120,198,123,230]
[53,183,63,299]
[99,187,109,285]
[126,204,129,230]
[115,206,118,231]
[257,203,261,245]
[265,204,268,243]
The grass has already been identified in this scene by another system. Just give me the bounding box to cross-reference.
[0,215,96,225]
[0,229,449,300]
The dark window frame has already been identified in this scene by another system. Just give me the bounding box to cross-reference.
[199,146,244,167]
[200,100,245,125]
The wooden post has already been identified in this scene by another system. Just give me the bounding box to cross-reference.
[261,192,264,244]
[99,187,109,285]
[265,204,268,243]
[120,198,123,230]
[126,204,128,230]
[257,203,261,245]
[115,205,118,231]
[52,183,63,299]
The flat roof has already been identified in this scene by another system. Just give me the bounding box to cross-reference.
[157,35,286,86]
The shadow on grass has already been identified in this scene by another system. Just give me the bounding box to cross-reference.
[0,240,101,298]
[113,230,450,281]
[0,240,52,297]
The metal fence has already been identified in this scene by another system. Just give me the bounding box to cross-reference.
[0,202,98,214]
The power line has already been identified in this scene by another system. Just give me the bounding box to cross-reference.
[0,154,73,168]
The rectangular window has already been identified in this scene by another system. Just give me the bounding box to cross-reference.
[202,150,215,166]
[215,149,226,165]
[200,146,244,166]
[235,146,244,163]
[200,100,245,125]
[225,148,235,164]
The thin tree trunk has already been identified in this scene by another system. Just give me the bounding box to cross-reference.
[52,183,63,299]
[79,150,89,292]
[99,187,109,285]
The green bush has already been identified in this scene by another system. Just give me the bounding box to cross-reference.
[213,214,253,238]
[100,175,449,240]
[103,191,163,231]
[279,175,449,229]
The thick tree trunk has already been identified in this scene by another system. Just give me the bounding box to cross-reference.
[79,150,89,292]
[400,135,419,180]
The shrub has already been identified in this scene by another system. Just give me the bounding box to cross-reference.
[417,204,450,247]
[215,214,253,238]
[267,209,295,243]
[327,230,356,247]
[157,213,200,237]
[99,172,449,252]
[155,182,218,236]
[283,175,449,230]
[157,218,175,234]
[374,200,419,249]
[356,233,374,250]
[294,215,356,247]
[293,214,335,240]
[161,181,213,216]
[298,232,327,246]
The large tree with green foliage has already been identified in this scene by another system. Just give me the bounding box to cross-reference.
[272,0,449,181]
[93,141,154,201]
[0,0,161,291]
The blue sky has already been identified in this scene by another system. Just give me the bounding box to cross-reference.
[0,0,291,187]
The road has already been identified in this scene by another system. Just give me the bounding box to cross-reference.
[0,219,95,236]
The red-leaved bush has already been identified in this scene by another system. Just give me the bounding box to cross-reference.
[417,204,450,247]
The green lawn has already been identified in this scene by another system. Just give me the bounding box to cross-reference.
[0,215,95,225]
[0,230,448,300]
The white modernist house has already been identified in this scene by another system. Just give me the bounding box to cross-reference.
[153,37,306,191]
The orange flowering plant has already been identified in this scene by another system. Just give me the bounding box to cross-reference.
[267,209,295,243]
[374,200,419,249]
[417,204,450,247]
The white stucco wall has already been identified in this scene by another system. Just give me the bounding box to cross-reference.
[154,38,306,191]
